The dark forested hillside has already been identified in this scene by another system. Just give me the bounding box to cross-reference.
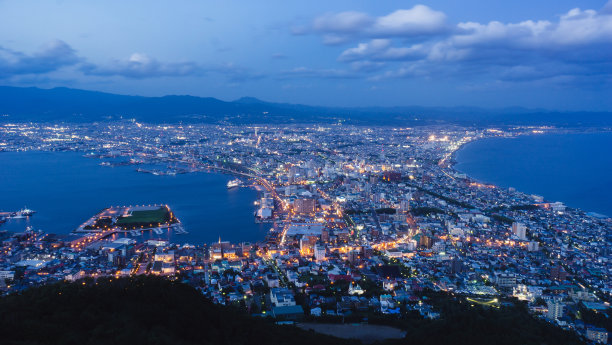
[0,276,351,345]
[0,277,585,345]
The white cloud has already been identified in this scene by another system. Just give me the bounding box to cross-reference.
[339,39,426,62]
[81,53,200,79]
[371,6,447,36]
[326,3,612,83]
[307,5,448,44]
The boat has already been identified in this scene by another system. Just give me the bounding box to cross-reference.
[10,207,36,219]
[174,224,188,234]
[20,207,36,217]
[227,179,242,189]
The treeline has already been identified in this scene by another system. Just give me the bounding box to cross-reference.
[411,206,446,216]
[383,292,585,345]
[0,276,351,345]
[0,277,586,345]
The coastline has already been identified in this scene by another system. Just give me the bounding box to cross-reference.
[0,150,267,243]
[447,130,612,218]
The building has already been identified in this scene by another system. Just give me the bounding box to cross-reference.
[547,299,565,320]
[348,249,361,264]
[293,198,316,214]
[348,283,365,295]
[586,327,608,344]
[270,288,296,307]
[383,171,402,182]
[512,222,527,240]
[495,273,517,289]
[449,259,464,274]
[550,265,568,281]
[264,273,280,288]
[419,234,433,249]
[527,241,539,252]
[314,244,326,261]
[299,236,317,255]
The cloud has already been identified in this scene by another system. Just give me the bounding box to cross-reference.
[0,40,80,78]
[306,5,448,44]
[313,11,373,34]
[80,53,201,79]
[81,54,264,82]
[278,66,360,79]
[338,39,427,62]
[326,3,612,84]
[371,6,447,36]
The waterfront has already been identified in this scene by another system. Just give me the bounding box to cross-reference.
[0,151,268,243]
[0,123,610,342]
[455,131,612,216]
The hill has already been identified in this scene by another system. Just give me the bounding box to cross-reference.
[0,276,351,345]
[0,85,611,127]
[0,277,586,345]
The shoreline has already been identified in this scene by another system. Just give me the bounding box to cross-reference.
[446,130,611,218]
[0,150,267,244]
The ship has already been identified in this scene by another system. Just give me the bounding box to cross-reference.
[10,207,36,219]
[20,207,36,217]
[227,179,242,189]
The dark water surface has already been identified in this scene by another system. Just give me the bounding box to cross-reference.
[0,151,268,243]
[455,132,612,216]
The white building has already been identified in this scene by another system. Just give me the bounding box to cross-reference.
[512,222,527,240]
[314,244,326,261]
[527,241,539,252]
[495,273,517,289]
[270,288,296,307]
[547,299,565,320]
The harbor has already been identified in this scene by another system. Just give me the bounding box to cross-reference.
[0,207,36,221]
[0,151,268,244]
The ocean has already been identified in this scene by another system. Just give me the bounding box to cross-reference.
[454,132,612,216]
[0,151,269,244]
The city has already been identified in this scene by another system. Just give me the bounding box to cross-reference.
[0,122,610,343]
[1,0,611,343]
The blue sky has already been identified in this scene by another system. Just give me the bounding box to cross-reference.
[0,0,611,110]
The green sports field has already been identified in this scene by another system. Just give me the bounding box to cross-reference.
[116,207,170,226]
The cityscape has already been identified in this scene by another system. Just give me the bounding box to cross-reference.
[1,0,611,344]
[0,122,610,343]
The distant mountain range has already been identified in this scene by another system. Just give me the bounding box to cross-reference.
[0,85,610,127]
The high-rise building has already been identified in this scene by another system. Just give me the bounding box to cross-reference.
[512,222,527,240]
[299,236,317,254]
[419,234,433,249]
[321,229,329,243]
[314,244,326,261]
[527,241,539,252]
[293,198,316,214]
[449,259,464,274]
[550,265,568,281]
[547,299,565,320]
[361,246,373,258]
[348,249,361,264]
